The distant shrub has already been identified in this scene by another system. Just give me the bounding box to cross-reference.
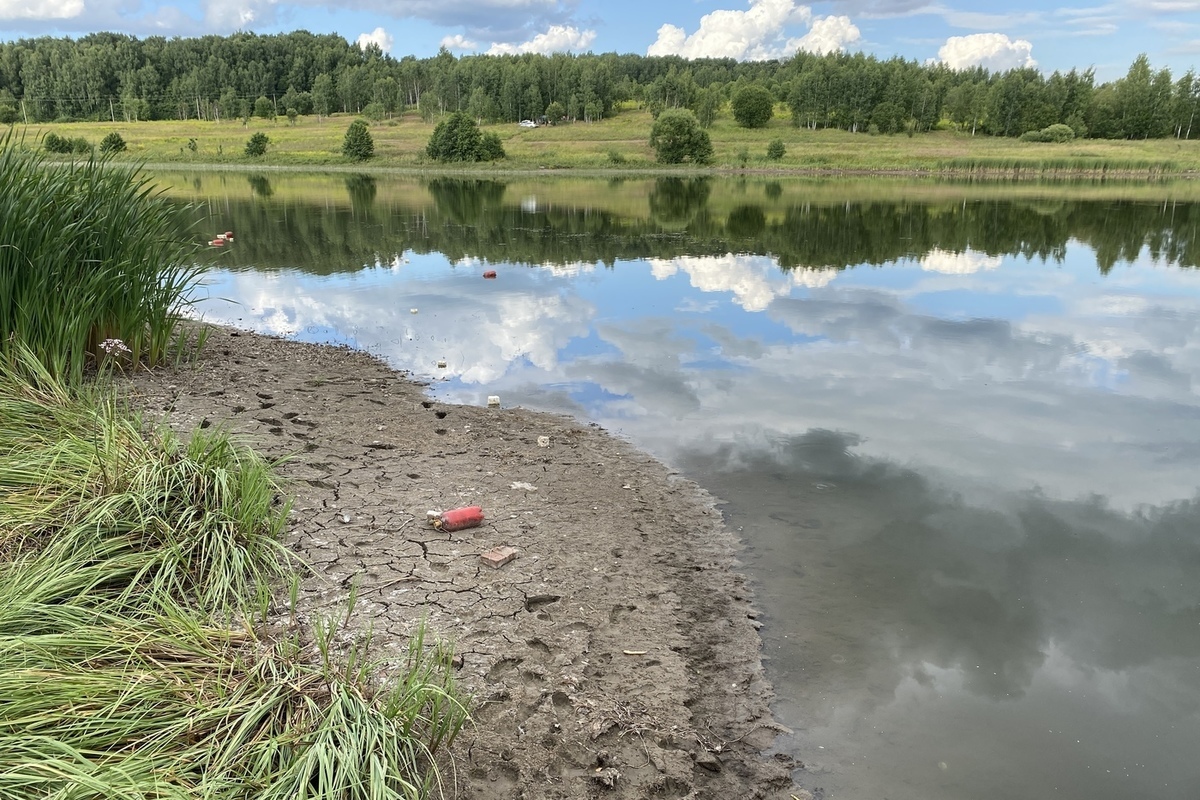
[342,119,374,161]
[244,132,269,157]
[426,112,505,162]
[607,149,626,165]
[1021,123,1076,143]
[731,84,774,129]
[766,139,785,160]
[286,107,298,125]
[253,96,273,119]
[98,132,126,153]
[43,132,72,153]
[649,109,712,164]
[362,102,385,122]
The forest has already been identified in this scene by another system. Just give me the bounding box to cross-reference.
[0,30,1196,141]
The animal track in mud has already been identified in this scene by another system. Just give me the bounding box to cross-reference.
[256,417,283,426]
[609,603,637,623]
[434,410,448,419]
[487,657,523,682]
[525,595,561,613]
[421,401,433,409]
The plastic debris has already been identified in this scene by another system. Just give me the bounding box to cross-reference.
[537,436,550,447]
[436,359,447,368]
[410,308,419,314]
[487,395,501,407]
[432,505,484,531]
[483,270,497,279]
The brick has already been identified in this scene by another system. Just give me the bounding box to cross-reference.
[480,546,518,569]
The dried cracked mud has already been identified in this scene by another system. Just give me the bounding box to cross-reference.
[124,327,799,800]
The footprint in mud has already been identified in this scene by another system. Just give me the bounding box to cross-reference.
[256,417,283,426]
[487,657,523,682]
[525,595,561,613]
[609,603,637,624]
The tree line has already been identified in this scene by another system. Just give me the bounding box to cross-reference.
[177,175,1199,273]
[0,30,1196,140]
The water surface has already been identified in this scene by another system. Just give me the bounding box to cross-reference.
[165,172,1200,800]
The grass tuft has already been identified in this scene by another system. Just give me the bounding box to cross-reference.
[0,344,470,799]
[0,133,204,383]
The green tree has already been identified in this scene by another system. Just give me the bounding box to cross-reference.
[286,107,298,125]
[254,96,273,120]
[342,119,374,161]
[766,139,785,160]
[99,132,127,153]
[545,101,565,124]
[692,86,721,128]
[649,108,712,164]
[426,111,504,162]
[244,131,269,157]
[731,84,774,128]
[313,74,336,119]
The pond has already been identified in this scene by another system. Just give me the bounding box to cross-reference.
[163,171,1200,800]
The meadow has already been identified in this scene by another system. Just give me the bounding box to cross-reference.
[17,105,1200,176]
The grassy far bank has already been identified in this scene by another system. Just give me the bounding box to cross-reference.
[17,106,1200,176]
[0,142,469,798]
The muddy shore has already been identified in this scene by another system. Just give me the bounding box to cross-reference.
[124,326,800,800]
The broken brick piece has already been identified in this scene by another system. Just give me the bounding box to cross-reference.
[480,546,518,569]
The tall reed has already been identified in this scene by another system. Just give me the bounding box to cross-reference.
[0,135,203,383]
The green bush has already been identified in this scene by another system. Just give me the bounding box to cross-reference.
[43,132,71,153]
[244,132,269,157]
[649,109,712,164]
[362,102,385,122]
[731,84,774,129]
[1021,123,1076,143]
[426,112,505,162]
[342,119,374,161]
[253,96,273,119]
[766,139,785,160]
[98,132,126,153]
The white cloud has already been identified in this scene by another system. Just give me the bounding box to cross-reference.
[790,14,861,55]
[441,33,479,51]
[648,0,856,61]
[356,26,394,53]
[0,0,83,19]
[203,0,277,28]
[919,248,1003,275]
[936,32,1036,71]
[648,254,836,312]
[487,25,596,55]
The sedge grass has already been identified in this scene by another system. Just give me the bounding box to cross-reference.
[0,134,204,383]
[0,345,470,798]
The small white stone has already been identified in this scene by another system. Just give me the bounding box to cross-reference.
[537,436,550,447]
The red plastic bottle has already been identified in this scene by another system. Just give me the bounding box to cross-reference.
[436,506,484,531]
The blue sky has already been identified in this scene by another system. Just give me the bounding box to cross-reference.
[2,0,1198,81]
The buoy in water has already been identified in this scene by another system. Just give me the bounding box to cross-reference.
[483,270,497,279]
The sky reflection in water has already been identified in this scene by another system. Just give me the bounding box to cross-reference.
[189,183,1200,800]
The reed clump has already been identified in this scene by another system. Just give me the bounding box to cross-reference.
[0,137,204,383]
[0,347,469,798]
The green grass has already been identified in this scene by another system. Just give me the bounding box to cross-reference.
[0,346,469,799]
[0,134,204,383]
[17,107,1200,175]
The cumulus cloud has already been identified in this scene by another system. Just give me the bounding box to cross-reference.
[440,33,478,51]
[204,0,277,28]
[936,32,1036,71]
[648,0,859,60]
[0,0,82,18]
[919,248,1003,275]
[487,25,596,55]
[648,254,837,312]
[357,26,395,53]
[790,14,861,55]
